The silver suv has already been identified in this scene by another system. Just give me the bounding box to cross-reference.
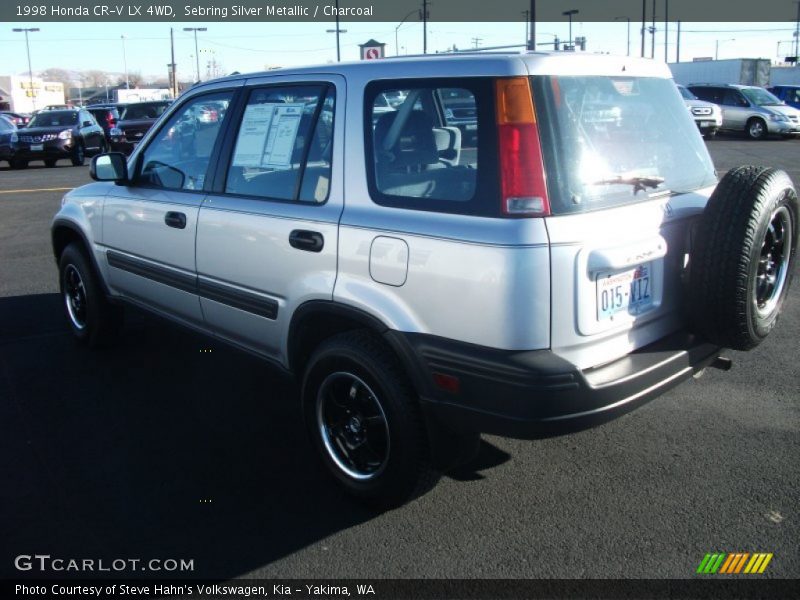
[51,53,798,507]
[688,83,800,140]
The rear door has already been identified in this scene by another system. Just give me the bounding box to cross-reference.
[531,74,718,369]
[100,88,237,326]
[195,75,343,364]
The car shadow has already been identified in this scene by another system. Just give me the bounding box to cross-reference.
[0,293,384,579]
[1,293,512,580]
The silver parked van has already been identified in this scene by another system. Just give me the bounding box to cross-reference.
[688,83,800,140]
[51,53,798,506]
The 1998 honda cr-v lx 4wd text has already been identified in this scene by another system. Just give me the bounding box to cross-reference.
[51,53,798,507]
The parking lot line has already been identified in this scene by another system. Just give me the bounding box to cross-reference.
[0,187,73,195]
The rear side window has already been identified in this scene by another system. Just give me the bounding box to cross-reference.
[225,84,333,203]
[532,76,716,215]
[364,78,498,216]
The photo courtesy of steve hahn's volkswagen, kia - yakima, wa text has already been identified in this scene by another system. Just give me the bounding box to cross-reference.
[1,1,798,599]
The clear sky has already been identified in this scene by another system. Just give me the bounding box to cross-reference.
[1,21,798,83]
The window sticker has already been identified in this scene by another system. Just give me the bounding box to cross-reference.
[231,103,304,168]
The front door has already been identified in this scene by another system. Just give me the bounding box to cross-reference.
[100,89,236,326]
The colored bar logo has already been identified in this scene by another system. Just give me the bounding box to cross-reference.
[696,553,773,574]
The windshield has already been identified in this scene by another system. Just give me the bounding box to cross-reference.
[531,76,717,215]
[741,87,782,106]
[677,85,697,100]
[28,111,77,128]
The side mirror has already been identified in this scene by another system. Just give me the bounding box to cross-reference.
[90,153,128,183]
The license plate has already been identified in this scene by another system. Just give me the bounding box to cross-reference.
[31,144,43,152]
[596,263,653,320]
[465,123,477,130]
[700,121,714,127]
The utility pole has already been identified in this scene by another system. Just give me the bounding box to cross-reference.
[664,0,669,62]
[121,34,129,89]
[676,21,681,63]
[641,0,646,57]
[651,0,656,59]
[528,0,536,50]
[325,0,347,62]
[794,1,799,64]
[522,10,529,49]
[12,28,39,110]
[471,37,482,49]
[422,0,428,54]
[169,27,177,98]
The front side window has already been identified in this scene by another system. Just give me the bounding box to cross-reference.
[741,87,782,107]
[365,78,494,215]
[225,84,333,203]
[137,92,233,191]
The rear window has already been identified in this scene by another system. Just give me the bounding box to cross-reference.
[364,78,498,216]
[532,76,717,215]
[121,103,169,120]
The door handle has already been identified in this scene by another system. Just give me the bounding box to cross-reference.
[289,230,324,253]
[164,211,187,229]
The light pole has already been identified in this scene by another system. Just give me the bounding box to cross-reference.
[794,1,799,64]
[562,9,578,49]
[120,35,129,89]
[715,38,736,61]
[395,9,418,56]
[614,16,631,56]
[183,27,207,82]
[12,28,39,110]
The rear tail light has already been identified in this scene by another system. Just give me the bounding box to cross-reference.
[106,112,116,128]
[495,77,549,217]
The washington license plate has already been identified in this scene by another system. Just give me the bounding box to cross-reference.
[596,264,653,320]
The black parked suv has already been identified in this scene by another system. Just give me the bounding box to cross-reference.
[109,100,171,154]
[11,108,106,168]
[86,104,121,141]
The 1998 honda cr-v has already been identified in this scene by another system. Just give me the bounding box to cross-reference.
[51,53,798,506]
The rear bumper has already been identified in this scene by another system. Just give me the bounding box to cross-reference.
[387,330,722,439]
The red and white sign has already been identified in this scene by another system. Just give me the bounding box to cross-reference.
[361,45,385,60]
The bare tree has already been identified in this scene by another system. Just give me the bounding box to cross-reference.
[38,67,72,90]
[83,70,112,88]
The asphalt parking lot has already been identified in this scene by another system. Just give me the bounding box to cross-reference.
[1,137,798,582]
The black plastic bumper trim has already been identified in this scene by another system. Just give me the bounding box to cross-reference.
[386,330,722,439]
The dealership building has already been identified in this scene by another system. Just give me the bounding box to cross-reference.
[0,75,66,113]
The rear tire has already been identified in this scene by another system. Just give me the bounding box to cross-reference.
[45,159,58,168]
[58,243,123,346]
[690,166,798,350]
[302,330,438,508]
[9,159,28,169]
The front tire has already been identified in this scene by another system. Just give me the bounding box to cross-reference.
[45,159,58,168]
[746,118,767,140]
[302,331,438,508]
[70,143,85,166]
[690,166,798,350]
[58,244,122,346]
[9,159,28,169]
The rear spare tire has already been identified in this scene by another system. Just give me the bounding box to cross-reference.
[690,166,798,350]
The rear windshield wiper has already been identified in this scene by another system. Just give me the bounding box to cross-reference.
[590,174,665,194]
